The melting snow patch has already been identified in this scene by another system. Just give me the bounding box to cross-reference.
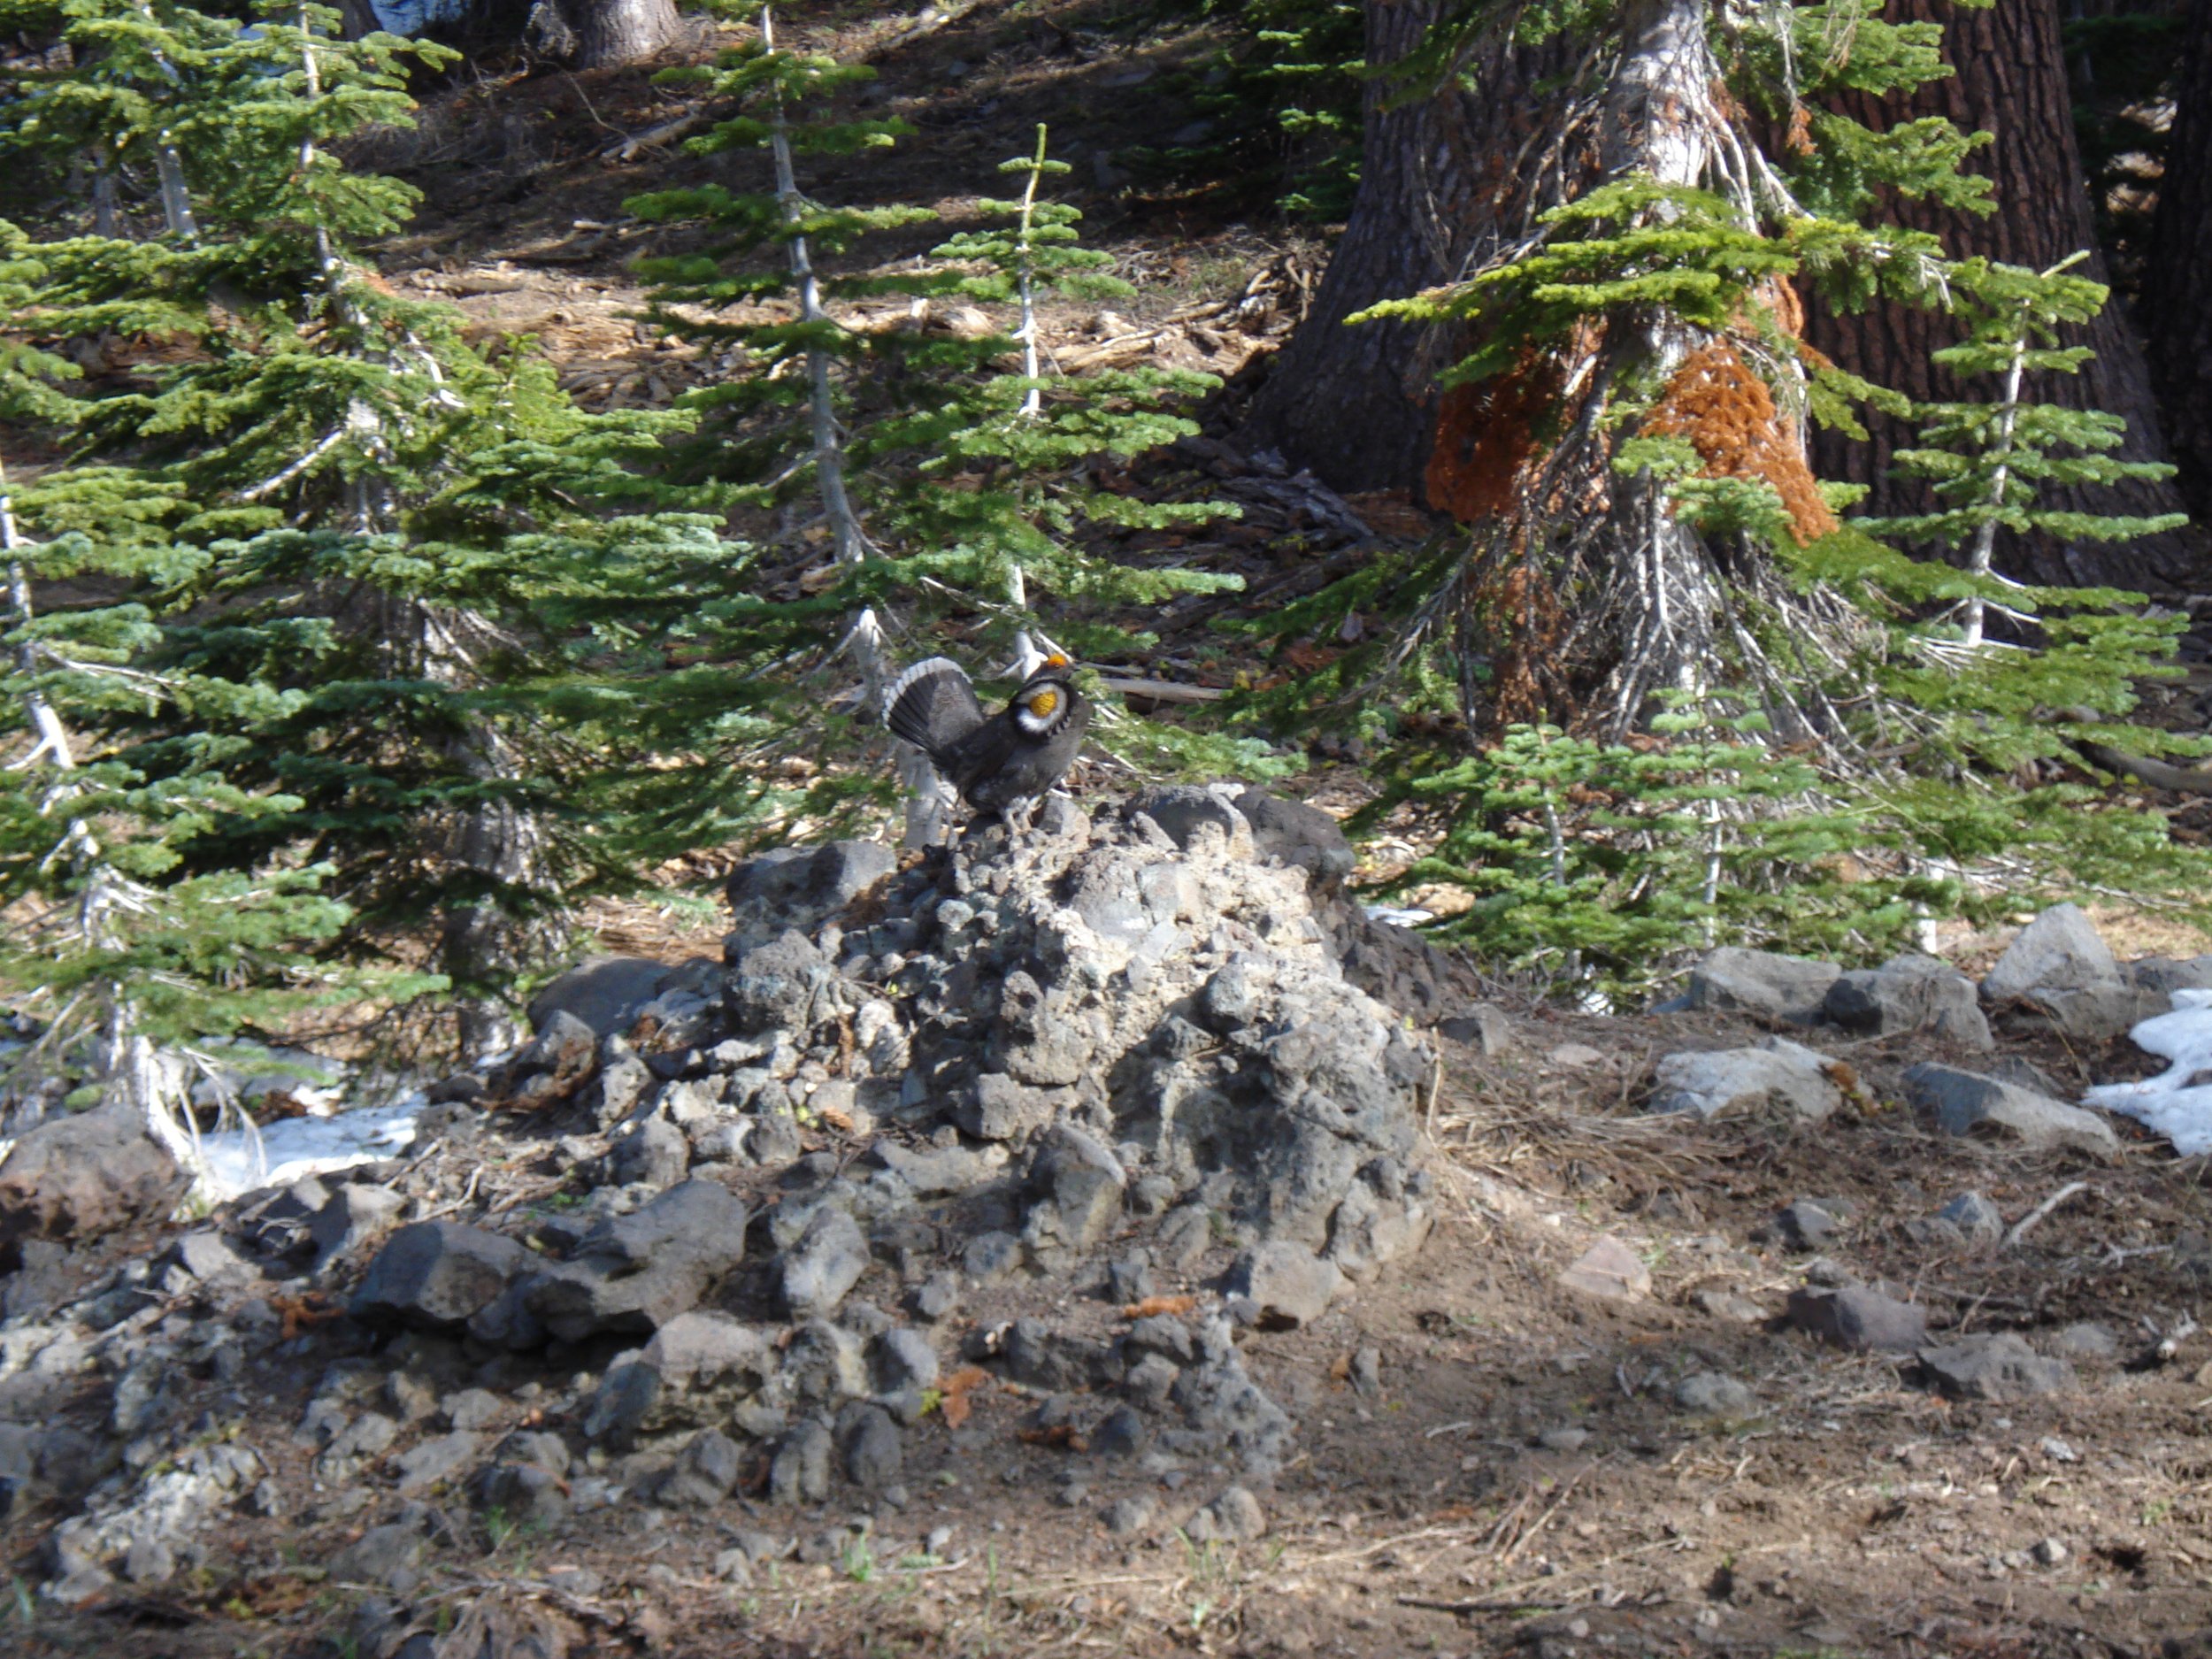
[2084,989,2212,1155]
[198,1091,426,1201]
[1363,906,1435,929]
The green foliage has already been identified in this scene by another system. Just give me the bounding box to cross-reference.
[631,64,1248,820]
[1392,707,1932,999]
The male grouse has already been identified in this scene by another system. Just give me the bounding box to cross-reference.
[883,653,1089,829]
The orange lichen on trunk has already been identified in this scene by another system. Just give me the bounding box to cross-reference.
[1642,342,1838,544]
[1425,354,1564,522]
[1470,557,1573,730]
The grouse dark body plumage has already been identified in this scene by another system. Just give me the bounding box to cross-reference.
[884,655,1089,819]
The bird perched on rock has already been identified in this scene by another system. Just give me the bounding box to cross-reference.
[883,653,1090,834]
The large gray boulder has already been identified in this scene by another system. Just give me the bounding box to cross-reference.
[1981,903,2118,1003]
[1823,954,1993,1049]
[1647,1037,1842,1122]
[526,956,673,1040]
[1685,948,1839,1024]
[1903,1063,2120,1160]
[526,1179,750,1341]
[723,841,896,955]
[0,1105,187,1260]
[349,1221,528,1333]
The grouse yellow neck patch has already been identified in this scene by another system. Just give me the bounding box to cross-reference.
[1027,687,1061,719]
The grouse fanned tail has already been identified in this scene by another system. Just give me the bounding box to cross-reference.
[884,657,986,761]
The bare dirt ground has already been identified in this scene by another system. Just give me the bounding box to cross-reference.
[13,995,2212,1659]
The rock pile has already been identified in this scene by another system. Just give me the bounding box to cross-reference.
[3,784,1442,1598]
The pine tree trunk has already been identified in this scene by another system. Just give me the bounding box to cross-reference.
[2146,0,2212,529]
[1801,0,2202,591]
[553,0,679,67]
[1238,3,1575,494]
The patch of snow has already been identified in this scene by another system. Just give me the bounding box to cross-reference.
[1363,906,1435,929]
[197,1091,426,1200]
[2084,989,2212,1155]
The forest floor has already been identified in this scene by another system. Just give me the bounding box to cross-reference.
[13,4,2212,1658]
[16,993,2212,1659]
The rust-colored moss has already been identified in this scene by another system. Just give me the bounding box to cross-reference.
[1642,342,1839,545]
[1424,354,1564,522]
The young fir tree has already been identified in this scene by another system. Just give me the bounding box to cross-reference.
[1824,251,2203,833]
[0,229,377,1142]
[11,1,728,1048]
[883,126,1247,772]
[631,27,1254,835]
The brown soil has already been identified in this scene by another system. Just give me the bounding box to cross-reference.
[13,995,2212,1658]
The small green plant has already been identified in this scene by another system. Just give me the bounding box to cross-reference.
[841,1532,877,1584]
[481,1506,514,1550]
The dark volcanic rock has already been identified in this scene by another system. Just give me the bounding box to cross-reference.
[1917,1333,2076,1401]
[526,1179,750,1342]
[526,956,673,1040]
[1824,954,1993,1048]
[1232,789,1356,888]
[724,841,896,954]
[1786,1285,1927,1353]
[0,1105,188,1262]
[1685,948,1839,1024]
[349,1222,528,1333]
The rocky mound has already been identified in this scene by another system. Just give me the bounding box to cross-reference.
[2,785,1444,1606]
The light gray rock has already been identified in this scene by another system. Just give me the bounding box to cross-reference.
[610,1117,691,1190]
[1647,1037,1842,1121]
[1025,1124,1126,1251]
[780,1204,869,1319]
[1938,1191,2004,1245]
[869,1328,939,1396]
[394,1431,481,1495]
[1674,1372,1755,1416]
[308,1183,404,1271]
[660,1429,742,1506]
[964,1231,1025,1284]
[1104,1494,1157,1537]
[1903,1064,2121,1160]
[329,1523,422,1590]
[867,1138,1006,1197]
[1982,903,2118,1002]
[767,1419,832,1506]
[1225,1242,1343,1329]
[1185,1485,1266,1544]
[1685,948,1839,1024]
[582,1312,776,1448]
[1559,1237,1650,1302]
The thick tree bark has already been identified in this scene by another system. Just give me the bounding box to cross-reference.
[2146,0,2212,529]
[1238,3,1575,495]
[1802,0,2200,591]
[552,0,679,67]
